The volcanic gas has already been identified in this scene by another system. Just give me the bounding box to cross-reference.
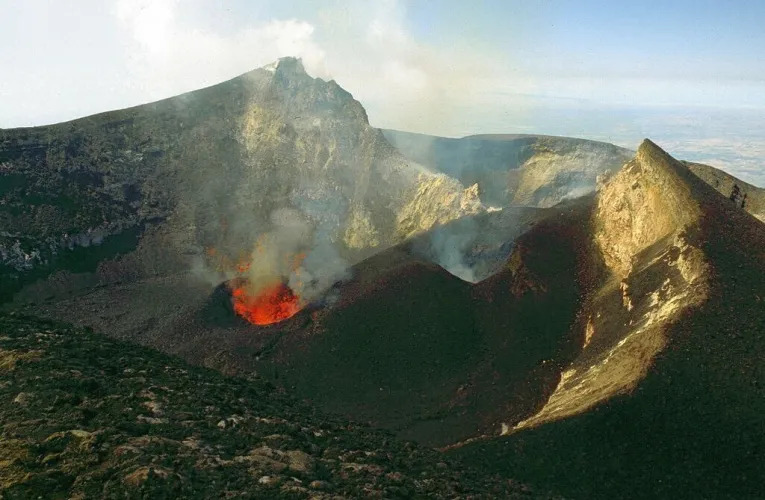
[230,281,301,325]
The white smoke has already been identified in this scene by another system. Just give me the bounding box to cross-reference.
[426,218,479,283]
[241,208,310,290]
[559,182,596,202]
[225,205,350,305]
[289,236,350,304]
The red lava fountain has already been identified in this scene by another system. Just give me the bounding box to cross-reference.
[231,282,300,325]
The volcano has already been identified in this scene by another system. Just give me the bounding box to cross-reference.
[3,59,764,499]
[25,139,762,498]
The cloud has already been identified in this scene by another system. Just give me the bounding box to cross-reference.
[0,0,531,135]
[112,0,328,100]
[308,0,524,136]
[110,0,508,136]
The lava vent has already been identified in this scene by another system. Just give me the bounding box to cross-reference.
[228,279,301,326]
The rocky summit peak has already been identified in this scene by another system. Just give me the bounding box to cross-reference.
[595,139,703,277]
[258,57,310,83]
[638,138,662,153]
[272,56,306,75]
[636,138,676,166]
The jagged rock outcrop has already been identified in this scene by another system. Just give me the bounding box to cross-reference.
[511,140,710,430]
[594,140,702,277]
[395,176,482,240]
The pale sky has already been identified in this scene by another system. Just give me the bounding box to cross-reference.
[2,1,764,183]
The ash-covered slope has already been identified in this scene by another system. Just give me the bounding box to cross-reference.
[453,140,765,499]
[0,58,480,301]
[0,313,543,498]
[382,129,633,207]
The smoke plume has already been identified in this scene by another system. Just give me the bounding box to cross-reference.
[427,218,479,282]
[238,207,350,305]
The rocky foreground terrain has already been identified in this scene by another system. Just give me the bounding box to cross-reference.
[0,312,544,498]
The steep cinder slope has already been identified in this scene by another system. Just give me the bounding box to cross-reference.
[453,140,765,499]
[382,130,633,207]
[0,58,480,302]
[0,313,544,498]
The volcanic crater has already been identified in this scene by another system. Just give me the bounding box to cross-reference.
[2,58,764,499]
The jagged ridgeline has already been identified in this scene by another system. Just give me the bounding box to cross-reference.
[0,57,644,302]
[0,58,482,301]
[683,160,765,222]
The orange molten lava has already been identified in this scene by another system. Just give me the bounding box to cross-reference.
[231,282,300,325]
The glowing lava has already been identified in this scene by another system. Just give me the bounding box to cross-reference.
[231,282,300,325]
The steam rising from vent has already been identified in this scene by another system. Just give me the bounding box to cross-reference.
[240,208,350,303]
[558,179,600,203]
[201,206,350,325]
[238,208,311,292]
[427,218,479,282]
